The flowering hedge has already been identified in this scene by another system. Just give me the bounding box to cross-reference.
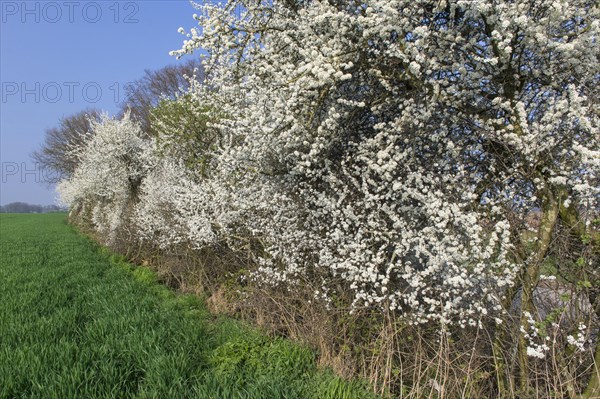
[58,1,599,396]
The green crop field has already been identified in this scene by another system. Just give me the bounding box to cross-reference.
[0,213,379,399]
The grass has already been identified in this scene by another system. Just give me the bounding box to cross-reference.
[0,213,380,399]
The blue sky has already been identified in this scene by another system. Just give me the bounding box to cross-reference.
[0,0,206,205]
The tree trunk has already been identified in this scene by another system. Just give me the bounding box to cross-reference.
[581,342,600,399]
[518,187,561,394]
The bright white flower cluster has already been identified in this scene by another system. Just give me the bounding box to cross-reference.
[57,112,148,242]
[521,311,551,359]
[60,0,598,326]
[567,323,592,353]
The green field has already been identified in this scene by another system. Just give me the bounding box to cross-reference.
[0,213,378,399]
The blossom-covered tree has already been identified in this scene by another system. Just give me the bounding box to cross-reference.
[58,112,148,242]
[173,0,597,315]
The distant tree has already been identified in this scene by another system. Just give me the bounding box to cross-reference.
[119,58,204,135]
[42,204,64,212]
[0,202,62,213]
[31,109,102,184]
